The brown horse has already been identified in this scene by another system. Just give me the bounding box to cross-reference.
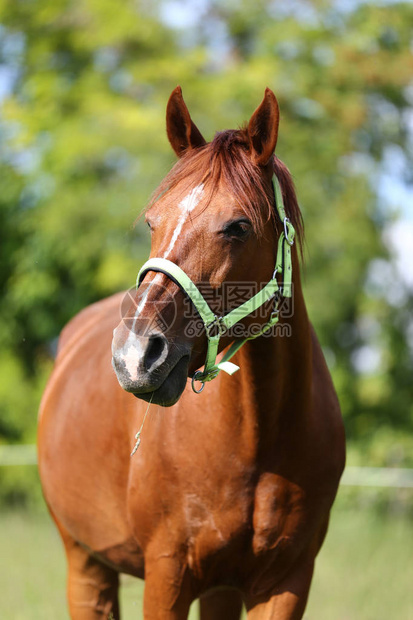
[38,87,345,619]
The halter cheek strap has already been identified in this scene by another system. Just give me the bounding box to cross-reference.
[136,175,295,393]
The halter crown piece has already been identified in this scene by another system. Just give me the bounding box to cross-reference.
[137,175,295,393]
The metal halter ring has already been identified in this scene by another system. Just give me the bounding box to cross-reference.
[283,217,295,246]
[191,371,205,393]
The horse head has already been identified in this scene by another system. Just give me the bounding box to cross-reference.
[112,87,299,406]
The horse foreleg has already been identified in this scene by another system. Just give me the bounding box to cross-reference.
[143,550,193,620]
[245,556,314,620]
[58,523,120,619]
[199,588,244,620]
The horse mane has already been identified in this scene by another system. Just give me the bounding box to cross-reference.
[150,128,304,254]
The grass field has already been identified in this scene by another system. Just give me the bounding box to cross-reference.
[1,492,412,619]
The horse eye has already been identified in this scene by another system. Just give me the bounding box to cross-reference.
[146,219,153,232]
[222,219,252,240]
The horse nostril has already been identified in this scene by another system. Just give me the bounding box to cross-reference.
[144,334,166,372]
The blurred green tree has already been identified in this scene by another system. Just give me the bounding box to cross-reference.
[0,0,412,477]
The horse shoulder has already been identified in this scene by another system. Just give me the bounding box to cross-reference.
[38,292,140,562]
[249,326,345,582]
[309,323,346,486]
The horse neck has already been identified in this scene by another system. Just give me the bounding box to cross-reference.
[222,252,312,442]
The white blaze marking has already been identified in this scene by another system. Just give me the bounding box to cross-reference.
[162,184,204,259]
[126,184,204,335]
[114,186,204,380]
[122,336,144,381]
[133,272,163,328]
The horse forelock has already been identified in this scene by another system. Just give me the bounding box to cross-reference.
[148,128,304,254]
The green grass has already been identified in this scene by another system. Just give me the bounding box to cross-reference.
[306,504,413,619]
[1,493,412,619]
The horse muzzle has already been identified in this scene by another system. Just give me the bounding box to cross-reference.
[111,326,190,407]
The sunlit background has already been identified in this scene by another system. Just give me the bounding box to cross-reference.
[0,0,412,618]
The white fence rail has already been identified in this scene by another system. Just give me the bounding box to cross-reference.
[0,444,37,466]
[341,466,413,488]
[1,445,413,488]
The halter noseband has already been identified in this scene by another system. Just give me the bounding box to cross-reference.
[136,175,295,393]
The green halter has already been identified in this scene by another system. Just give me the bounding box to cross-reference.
[137,175,295,393]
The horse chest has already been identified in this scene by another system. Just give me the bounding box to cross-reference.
[173,477,309,596]
[125,413,317,588]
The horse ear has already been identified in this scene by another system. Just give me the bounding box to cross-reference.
[166,86,206,157]
[248,88,280,166]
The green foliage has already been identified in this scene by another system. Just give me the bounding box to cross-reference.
[0,0,412,479]
[0,464,43,509]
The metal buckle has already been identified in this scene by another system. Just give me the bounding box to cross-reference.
[270,291,280,320]
[271,305,280,319]
[259,293,280,336]
[283,217,295,246]
[205,315,226,338]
